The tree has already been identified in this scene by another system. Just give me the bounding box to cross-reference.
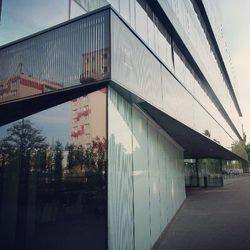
[0,138,13,169]
[54,141,63,180]
[231,140,248,163]
[67,144,76,169]
[245,143,250,161]
[94,137,106,175]
[3,119,47,249]
[75,145,85,171]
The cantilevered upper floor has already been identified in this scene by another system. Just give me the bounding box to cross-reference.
[0,2,245,161]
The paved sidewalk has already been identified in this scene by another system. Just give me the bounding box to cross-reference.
[154,176,250,250]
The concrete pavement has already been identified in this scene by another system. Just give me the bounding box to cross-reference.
[154,176,250,250]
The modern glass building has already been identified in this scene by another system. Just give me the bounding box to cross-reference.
[0,1,246,249]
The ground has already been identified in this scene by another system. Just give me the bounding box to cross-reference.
[154,175,250,250]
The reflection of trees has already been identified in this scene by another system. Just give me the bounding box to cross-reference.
[54,141,63,180]
[0,119,47,248]
[0,119,107,248]
[65,136,106,176]
[63,136,107,217]
[231,136,249,171]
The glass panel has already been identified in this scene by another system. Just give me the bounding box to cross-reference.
[0,10,110,104]
[74,0,108,12]
[135,0,148,43]
[120,0,130,23]
[107,87,185,249]
[111,9,236,152]
[132,107,151,250]
[147,121,161,245]
[147,5,155,52]
[0,88,107,250]
[108,87,134,250]
[107,0,119,12]
[129,0,136,29]
[165,0,242,135]
[111,11,163,109]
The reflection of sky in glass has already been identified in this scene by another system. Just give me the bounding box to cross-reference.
[0,102,71,147]
[0,0,84,46]
[0,7,110,89]
[31,102,71,146]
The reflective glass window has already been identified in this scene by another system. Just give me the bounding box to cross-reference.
[135,0,148,43]
[120,0,130,23]
[129,0,136,29]
[147,5,155,51]
[0,10,110,105]
[0,88,107,250]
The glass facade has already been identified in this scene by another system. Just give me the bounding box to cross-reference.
[110,10,238,151]
[108,87,185,250]
[162,0,241,133]
[0,9,110,104]
[0,89,107,250]
[0,2,246,249]
[0,2,242,152]
[184,159,223,187]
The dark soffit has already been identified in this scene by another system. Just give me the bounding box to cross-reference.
[110,81,245,162]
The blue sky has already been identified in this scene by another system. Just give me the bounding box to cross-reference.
[0,0,84,45]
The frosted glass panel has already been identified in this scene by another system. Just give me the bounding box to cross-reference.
[108,87,134,250]
[147,121,161,245]
[132,107,151,250]
[107,87,186,250]
[111,11,163,109]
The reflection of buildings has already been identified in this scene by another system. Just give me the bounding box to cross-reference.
[0,74,63,102]
[70,88,106,146]
[80,48,110,83]
[0,2,247,250]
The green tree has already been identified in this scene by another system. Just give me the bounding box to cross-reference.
[231,140,248,162]
[245,143,250,161]
[0,138,13,169]
[75,145,85,171]
[67,144,76,169]
[54,141,63,180]
[32,148,48,174]
[3,119,47,249]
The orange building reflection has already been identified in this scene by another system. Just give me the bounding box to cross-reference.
[0,74,63,103]
[70,88,106,146]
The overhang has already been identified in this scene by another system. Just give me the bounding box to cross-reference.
[110,81,245,162]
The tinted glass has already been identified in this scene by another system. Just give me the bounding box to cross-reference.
[0,88,107,250]
[0,10,110,104]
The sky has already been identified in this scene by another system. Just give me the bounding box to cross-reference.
[0,102,71,147]
[0,0,249,142]
[217,0,250,142]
